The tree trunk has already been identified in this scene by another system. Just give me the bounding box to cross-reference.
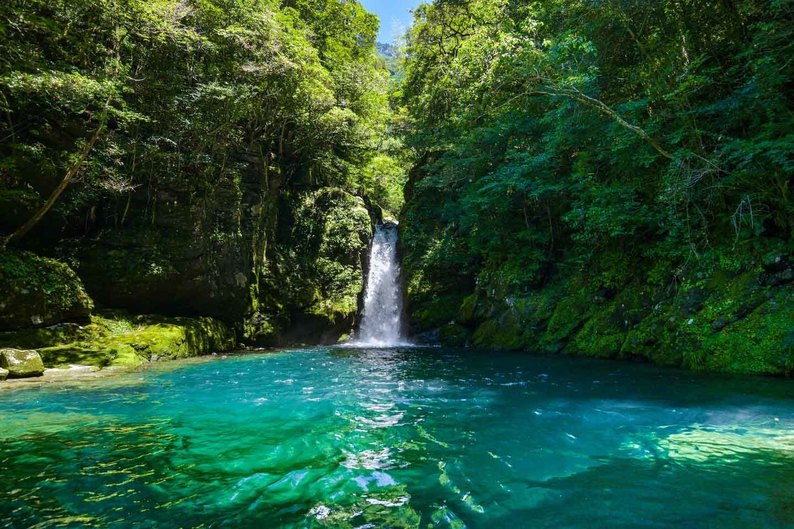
[2,123,104,248]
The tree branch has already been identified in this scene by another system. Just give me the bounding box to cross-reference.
[2,121,105,247]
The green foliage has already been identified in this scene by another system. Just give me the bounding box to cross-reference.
[259,188,372,340]
[400,0,793,373]
[0,0,406,241]
[0,249,93,330]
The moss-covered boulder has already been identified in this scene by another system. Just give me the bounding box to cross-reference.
[0,367,8,381]
[0,250,93,331]
[35,314,236,369]
[0,348,45,378]
[440,323,470,347]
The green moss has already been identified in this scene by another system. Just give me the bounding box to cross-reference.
[620,303,688,367]
[695,287,794,375]
[573,310,627,359]
[36,314,236,368]
[0,322,92,349]
[0,249,93,330]
[457,294,477,324]
[541,284,593,350]
[410,293,467,332]
[439,323,470,347]
[472,310,525,350]
[421,242,793,375]
[261,188,373,342]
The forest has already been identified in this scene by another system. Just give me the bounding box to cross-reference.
[1,0,792,376]
[1,1,793,528]
[0,0,408,366]
[400,0,794,374]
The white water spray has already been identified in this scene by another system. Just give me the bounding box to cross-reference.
[353,222,408,347]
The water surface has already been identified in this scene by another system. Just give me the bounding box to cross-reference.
[1,348,793,528]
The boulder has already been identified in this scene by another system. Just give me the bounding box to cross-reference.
[0,367,8,381]
[0,348,45,378]
[0,250,93,331]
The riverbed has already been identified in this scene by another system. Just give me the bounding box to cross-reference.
[1,347,792,528]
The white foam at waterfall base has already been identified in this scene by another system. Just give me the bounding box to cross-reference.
[350,223,411,347]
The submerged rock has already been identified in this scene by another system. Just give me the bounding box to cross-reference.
[0,348,45,378]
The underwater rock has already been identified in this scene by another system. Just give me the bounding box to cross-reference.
[0,348,45,378]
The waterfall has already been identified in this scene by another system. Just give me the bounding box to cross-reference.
[353,222,407,347]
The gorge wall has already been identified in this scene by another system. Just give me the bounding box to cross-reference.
[0,0,402,357]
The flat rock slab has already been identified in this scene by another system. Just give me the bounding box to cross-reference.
[0,348,45,378]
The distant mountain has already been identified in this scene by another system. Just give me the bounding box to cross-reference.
[377,42,399,59]
[376,42,403,80]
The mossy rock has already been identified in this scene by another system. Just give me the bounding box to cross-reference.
[262,188,373,344]
[0,250,93,331]
[36,314,236,368]
[541,283,594,350]
[0,322,96,350]
[472,309,526,350]
[620,303,688,367]
[439,323,470,347]
[409,293,468,333]
[572,284,652,359]
[694,286,794,375]
[573,311,628,359]
[0,348,45,378]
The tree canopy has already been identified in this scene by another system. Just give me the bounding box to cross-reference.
[401,0,793,309]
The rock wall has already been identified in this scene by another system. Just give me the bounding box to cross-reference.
[257,188,377,345]
[410,256,794,376]
[1,155,378,346]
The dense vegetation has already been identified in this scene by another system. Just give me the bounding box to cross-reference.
[0,0,406,222]
[0,0,407,350]
[400,0,794,374]
[0,0,792,375]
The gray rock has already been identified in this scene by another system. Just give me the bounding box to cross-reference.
[0,348,45,378]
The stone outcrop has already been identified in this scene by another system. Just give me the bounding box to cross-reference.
[257,188,375,345]
[410,262,794,376]
[69,151,377,345]
[0,314,237,370]
[0,250,93,331]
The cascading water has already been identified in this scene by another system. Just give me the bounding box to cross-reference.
[353,222,407,347]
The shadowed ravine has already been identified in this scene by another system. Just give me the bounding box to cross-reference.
[1,348,792,528]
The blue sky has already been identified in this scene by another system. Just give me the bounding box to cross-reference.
[360,0,424,43]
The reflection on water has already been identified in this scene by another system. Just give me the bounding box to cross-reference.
[1,347,793,528]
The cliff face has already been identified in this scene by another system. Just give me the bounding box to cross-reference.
[0,0,398,351]
[427,263,794,376]
[1,155,378,347]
